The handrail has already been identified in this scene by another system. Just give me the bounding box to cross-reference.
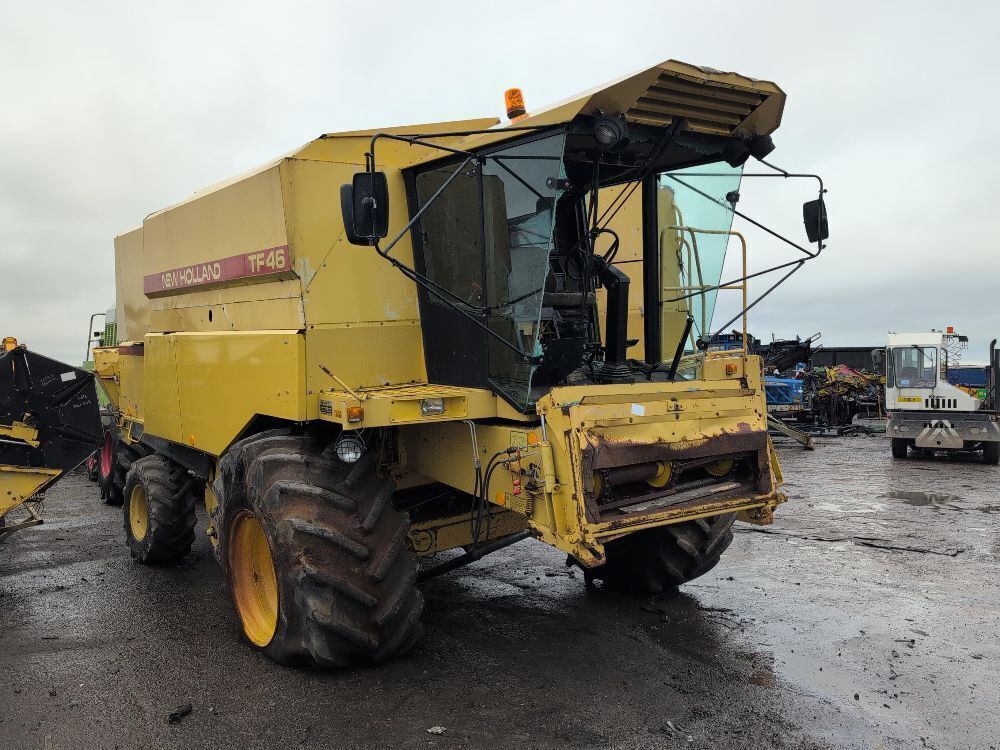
[667,226,748,353]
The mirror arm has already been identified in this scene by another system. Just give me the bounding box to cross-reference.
[668,162,828,254]
[364,124,555,174]
[357,151,539,366]
[371,241,540,365]
[757,159,825,195]
[373,155,477,260]
[665,174,821,259]
[710,261,804,338]
[367,132,480,177]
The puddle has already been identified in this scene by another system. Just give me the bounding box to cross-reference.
[883,489,963,508]
[748,668,777,687]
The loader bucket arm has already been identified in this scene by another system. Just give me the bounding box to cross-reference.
[0,345,102,528]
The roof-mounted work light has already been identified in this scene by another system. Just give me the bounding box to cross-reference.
[593,113,629,150]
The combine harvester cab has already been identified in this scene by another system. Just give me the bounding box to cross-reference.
[0,339,102,540]
[95,58,829,667]
[885,329,1000,463]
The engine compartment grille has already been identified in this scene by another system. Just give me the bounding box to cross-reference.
[626,71,768,136]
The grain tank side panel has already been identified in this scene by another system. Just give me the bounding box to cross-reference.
[141,161,303,334]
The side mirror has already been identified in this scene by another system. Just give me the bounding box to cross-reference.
[871,348,884,371]
[803,198,829,243]
[340,172,389,245]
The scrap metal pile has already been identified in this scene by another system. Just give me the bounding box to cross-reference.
[800,364,885,426]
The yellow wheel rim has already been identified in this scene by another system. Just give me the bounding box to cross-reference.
[129,485,149,541]
[646,461,673,488]
[229,511,278,647]
[705,458,735,477]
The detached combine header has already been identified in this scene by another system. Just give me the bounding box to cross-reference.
[0,338,102,540]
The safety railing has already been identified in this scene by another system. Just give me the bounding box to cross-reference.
[661,226,748,353]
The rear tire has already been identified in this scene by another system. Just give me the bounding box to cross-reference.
[99,431,142,506]
[123,454,197,564]
[588,513,737,595]
[216,432,424,668]
[891,438,909,460]
[983,441,999,465]
[97,430,121,504]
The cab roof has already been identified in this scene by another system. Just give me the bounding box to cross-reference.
[311,58,785,160]
[148,59,786,217]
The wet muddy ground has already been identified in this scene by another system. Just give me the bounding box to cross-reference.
[1,436,998,749]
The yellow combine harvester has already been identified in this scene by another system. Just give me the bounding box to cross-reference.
[1,338,102,541]
[94,59,828,667]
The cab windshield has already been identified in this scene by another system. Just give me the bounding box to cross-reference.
[412,131,568,409]
[890,346,938,388]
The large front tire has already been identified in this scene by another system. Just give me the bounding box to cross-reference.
[217,433,424,668]
[588,513,737,595]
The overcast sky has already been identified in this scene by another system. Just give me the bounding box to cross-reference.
[2,0,998,365]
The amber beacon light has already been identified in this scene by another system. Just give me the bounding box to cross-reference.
[504,88,526,120]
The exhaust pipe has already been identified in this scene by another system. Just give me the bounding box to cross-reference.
[990,339,998,409]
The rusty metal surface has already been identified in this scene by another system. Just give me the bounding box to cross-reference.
[580,430,772,522]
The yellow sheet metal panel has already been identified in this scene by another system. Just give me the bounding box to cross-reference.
[0,466,60,516]
[141,162,301,333]
[294,134,439,170]
[280,157,427,393]
[317,383,496,429]
[161,331,306,456]
[285,158,420,325]
[595,181,694,362]
[116,346,146,419]
[92,346,120,407]
[409,507,527,557]
[143,336,182,440]
[114,227,149,341]
[304,324,425,407]
[400,421,526,497]
[149,296,305,334]
[595,184,646,359]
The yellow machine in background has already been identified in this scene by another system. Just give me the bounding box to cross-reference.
[1,339,102,541]
[94,59,828,667]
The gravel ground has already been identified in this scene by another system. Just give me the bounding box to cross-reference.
[1,435,998,750]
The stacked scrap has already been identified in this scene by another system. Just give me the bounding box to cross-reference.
[802,364,885,425]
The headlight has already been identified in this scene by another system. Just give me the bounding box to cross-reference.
[334,433,365,463]
[420,397,446,416]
